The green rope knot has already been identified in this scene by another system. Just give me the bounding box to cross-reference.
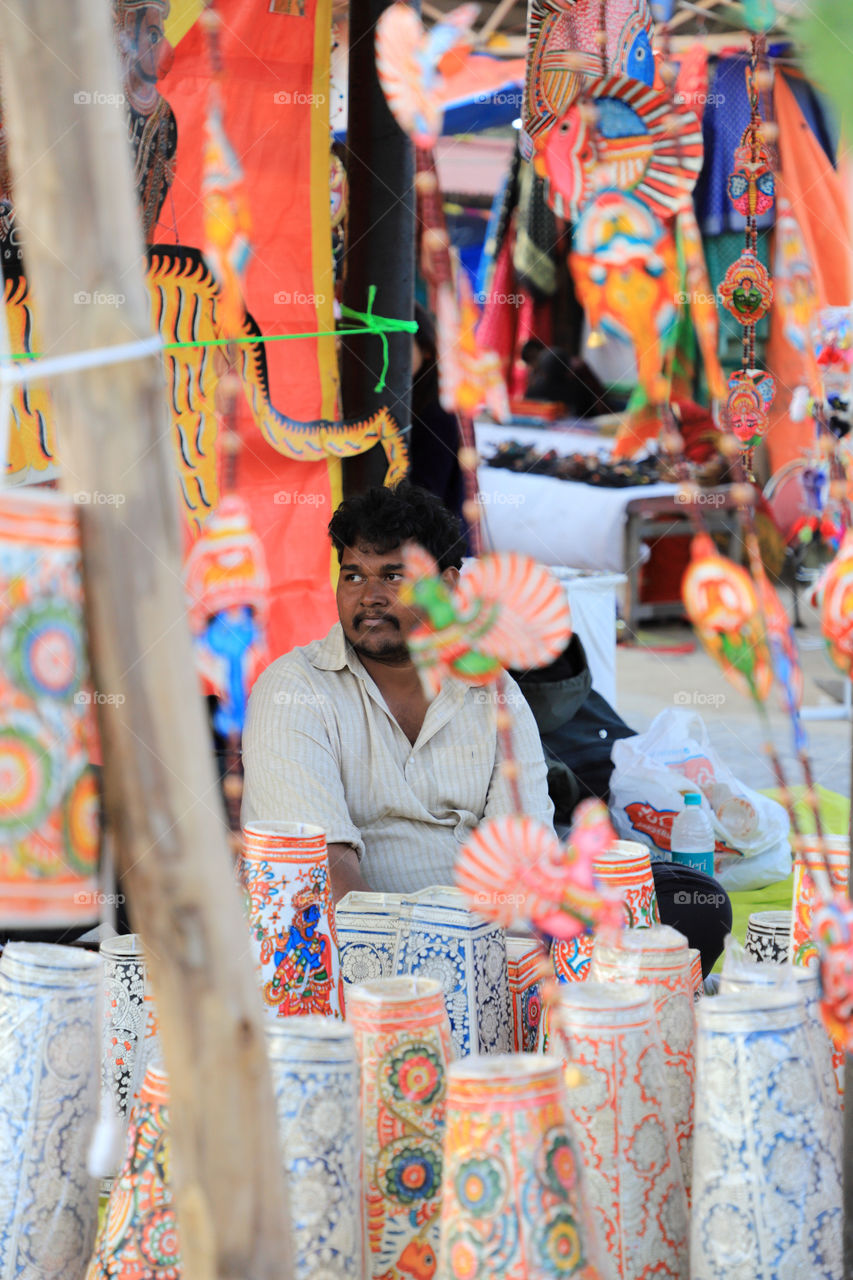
[339,285,418,393]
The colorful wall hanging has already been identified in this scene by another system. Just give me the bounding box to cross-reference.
[437,1056,605,1279]
[183,493,270,740]
[0,944,101,1278]
[348,977,452,1280]
[0,491,100,929]
[239,820,344,1019]
[392,887,513,1058]
[266,1017,362,1279]
[551,982,689,1277]
[569,190,679,404]
[537,74,703,223]
[85,1064,180,1279]
[691,989,841,1278]
[522,0,654,151]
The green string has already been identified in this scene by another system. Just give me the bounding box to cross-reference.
[340,286,418,393]
[7,285,418,394]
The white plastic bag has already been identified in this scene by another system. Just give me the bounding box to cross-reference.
[609,708,791,892]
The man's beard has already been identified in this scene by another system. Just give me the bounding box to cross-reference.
[345,614,410,663]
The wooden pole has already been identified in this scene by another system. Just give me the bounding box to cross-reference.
[0,4,292,1278]
[341,0,415,495]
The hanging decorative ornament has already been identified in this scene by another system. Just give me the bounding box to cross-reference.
[570,190,679,403]
[682,534,774,702]
[522,0,655,150]
[375,2,479,149]
[727,127,775,217]
[813,305,853,431]
[537,74,704,222]
[757,575,806,744]
[718,248,774,326]
[455,801,624,940]
[402,546,573,698]
[725,368,776,447]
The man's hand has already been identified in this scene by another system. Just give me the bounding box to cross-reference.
[328,843,370,904]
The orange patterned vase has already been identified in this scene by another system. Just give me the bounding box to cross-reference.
[790,837,848,969]
[437,1056,605,1279]
[595,840,660,929]
[85,1064,180,1278]
[551,983,689,1278]
[239,820,344,1018]
[552,839,659,989]
[348,977,453,1280]
[506,936,546,1054]
[0,491,100,928]
[591,926,695,1196]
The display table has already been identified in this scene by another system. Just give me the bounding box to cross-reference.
[474,421,753,631]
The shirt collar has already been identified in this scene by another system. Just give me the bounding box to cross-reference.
[310,623,469,711]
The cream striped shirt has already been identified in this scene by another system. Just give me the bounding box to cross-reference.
[241,624,554,894]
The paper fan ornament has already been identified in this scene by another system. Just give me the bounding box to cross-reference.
[456,801,623,940]
[375,2,479,148]
[682,534,773,701]
[538,74,703,222]
[403,546,572,698]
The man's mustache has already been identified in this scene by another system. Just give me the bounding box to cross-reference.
[354,613,399,628]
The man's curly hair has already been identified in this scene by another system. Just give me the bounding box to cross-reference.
[328,481,464,572]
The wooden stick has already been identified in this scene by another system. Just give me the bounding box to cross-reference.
[478,0,520,43]
[0,4,293,1277]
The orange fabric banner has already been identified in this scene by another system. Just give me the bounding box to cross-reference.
[766,74,852,473]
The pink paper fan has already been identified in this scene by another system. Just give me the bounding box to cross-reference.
[456,815,564,928]
[456,553,572,669]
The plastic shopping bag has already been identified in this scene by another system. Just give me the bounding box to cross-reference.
[609,708,791,892]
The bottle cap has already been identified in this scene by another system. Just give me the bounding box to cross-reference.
[685,793,702,806]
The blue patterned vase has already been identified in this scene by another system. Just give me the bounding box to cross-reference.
[0,943,101,1278]
[335,891,403,986]
[266,1015,362,1278]
[393,886,512,1058]
[691,989,841,1278]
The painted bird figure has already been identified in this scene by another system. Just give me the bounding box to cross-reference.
[402,545,572,698]
[456,800,624,941]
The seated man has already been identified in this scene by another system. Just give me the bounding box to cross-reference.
[241,482,553,900]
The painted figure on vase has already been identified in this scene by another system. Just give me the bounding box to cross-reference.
[262,882,337,1015]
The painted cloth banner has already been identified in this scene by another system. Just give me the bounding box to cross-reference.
[156,0,342,657]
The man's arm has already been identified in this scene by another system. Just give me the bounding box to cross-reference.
[241,661,367,866]
[327,843,370,904]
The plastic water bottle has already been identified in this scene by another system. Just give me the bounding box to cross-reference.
[670,793,715,878]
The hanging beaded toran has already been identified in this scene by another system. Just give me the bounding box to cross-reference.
[721,36,777,477]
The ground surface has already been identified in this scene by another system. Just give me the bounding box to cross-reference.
[613,590,852,801]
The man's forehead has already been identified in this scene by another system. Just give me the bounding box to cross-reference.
[340,542,405,568]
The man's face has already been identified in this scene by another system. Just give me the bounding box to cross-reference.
[336,543,418,664]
